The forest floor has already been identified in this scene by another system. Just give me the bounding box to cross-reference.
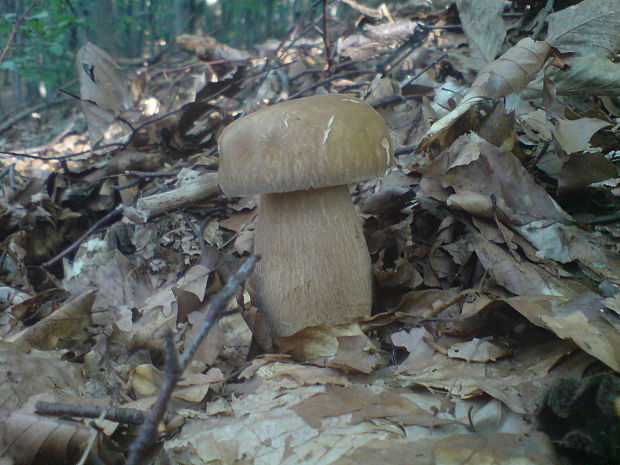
[1,1,619,464]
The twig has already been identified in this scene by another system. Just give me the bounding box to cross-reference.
[126,331,180,465]
[321,0,334,76]
[288,70,373,99]
[180,254,258,369]
[35,402,149,425]
[124,170,180,178]
[0,2,35,66]
[41,206,123,268]
[256,0,323,90]
[400,53,448,89]
[395,145,417,156]
[0,97,71,135]
[125,172,220,222]
[587,213,620,225]
[532,0,554,40]
[125,255,259,465]
[0,142,125,161]
[422,289,479,318]
[377,29,428,75]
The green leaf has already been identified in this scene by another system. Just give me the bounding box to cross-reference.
[28,10,50,21]
[50,43,64,56]
[0,60,17,71]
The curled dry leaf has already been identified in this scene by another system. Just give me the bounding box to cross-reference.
[463,37,551,102]
[419,39,552,151]
[276,323,384,374]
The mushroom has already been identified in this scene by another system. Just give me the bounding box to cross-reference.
[218,94,393,337]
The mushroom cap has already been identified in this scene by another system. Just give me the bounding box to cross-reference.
[218,94,393,196]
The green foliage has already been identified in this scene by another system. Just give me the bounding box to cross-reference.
[1,4,87,91]
[0,0,320,103]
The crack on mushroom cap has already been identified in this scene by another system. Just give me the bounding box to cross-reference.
[322,116,335,145]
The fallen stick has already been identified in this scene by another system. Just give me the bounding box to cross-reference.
[124,172,221,222]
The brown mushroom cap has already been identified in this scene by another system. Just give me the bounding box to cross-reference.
[218,94,393,196]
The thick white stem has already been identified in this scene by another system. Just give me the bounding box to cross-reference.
[254,185,372,337]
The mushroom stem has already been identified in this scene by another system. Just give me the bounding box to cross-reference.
[253,184,372,337]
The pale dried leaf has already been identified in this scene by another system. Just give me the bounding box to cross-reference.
[276,323,383,373]
[166,371,465,465]
[398,339,578,414]
[552,117,611,154]
[432,432,558,465]
[456,0,505,63]
[0,347,81,409]
[546,0,620,57]
[175,264,211,301]
[291,385,446,429]
[76,43,131,146]
[542,292,620,371]
[470,232,585,298]
[447,338,511,362]
[127,313,176,352]
[10,290,95,351]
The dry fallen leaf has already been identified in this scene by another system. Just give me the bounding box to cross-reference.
[0,409,124,465]
[419,39,552,150]
[432,432,558,465]
[76,42,131,146]
[456,0,505,63]
[447,338,511,362]
[0,346,82,410]
[276,323,384,374]
[10,290,95,351]
[291,385,446,429]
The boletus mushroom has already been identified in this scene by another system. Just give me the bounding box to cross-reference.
[218,94,393,337]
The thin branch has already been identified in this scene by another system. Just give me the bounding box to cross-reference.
[125,331,180,465]
[400,53,447,89]
[0,2,35,66]
[125,255,259,465]
[256,0,323,90]
[41,206,123,268]
[179,254,259,370]
[287,70,374,99]
[321,0,334,76]
[35,402,149,425]
[0,142,125,160]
